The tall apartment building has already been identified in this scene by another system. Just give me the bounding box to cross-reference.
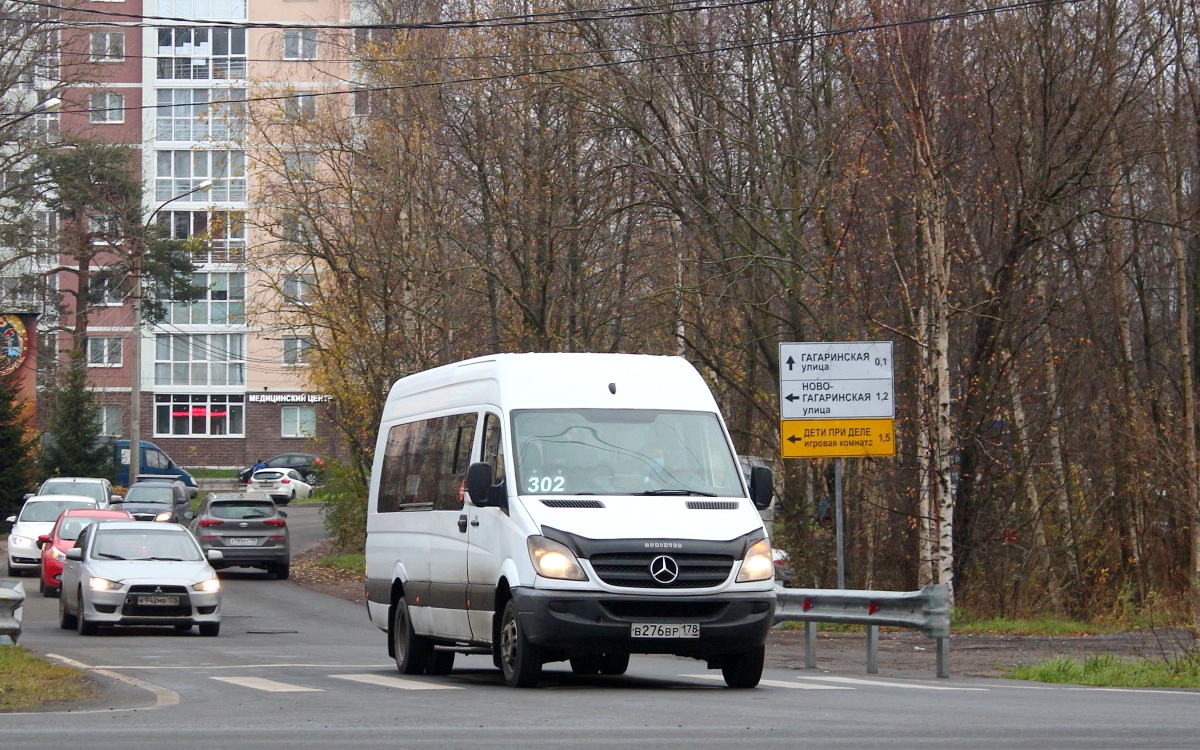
[43,0,350,470]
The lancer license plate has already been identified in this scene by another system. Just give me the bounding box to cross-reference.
[137,595,179,606]
[631,623,699,638]
[227,537,258,546]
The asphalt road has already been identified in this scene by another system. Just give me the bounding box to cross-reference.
[3,505,1198,749]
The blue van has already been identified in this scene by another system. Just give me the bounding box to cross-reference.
[114,440,199,497]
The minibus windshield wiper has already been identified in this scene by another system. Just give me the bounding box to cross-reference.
[635,488,718,497]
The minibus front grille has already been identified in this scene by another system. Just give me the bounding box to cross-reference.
[600,599,728,620]
[589,553,734,588]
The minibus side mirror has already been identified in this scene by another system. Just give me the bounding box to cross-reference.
[466,462,507,509]
[749,466,774,510]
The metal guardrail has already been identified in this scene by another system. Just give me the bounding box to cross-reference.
[774,584,951,678]
[1,578,25,645]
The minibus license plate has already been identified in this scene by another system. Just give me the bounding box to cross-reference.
[631,623,699,638]
[138,595,179,606]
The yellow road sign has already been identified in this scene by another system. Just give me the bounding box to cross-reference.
[780,418,896,458]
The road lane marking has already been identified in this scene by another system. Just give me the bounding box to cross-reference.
[681,674,852,689]
[211,676,323,692]
[332,673,463,690]
[799,675,989,691]
[46,653,180,710]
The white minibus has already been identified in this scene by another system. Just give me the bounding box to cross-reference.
[364,353,776,687]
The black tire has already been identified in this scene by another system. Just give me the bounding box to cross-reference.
[44,584,60,599]
[77,593,98,636]
[175,623,193,632]
[392,598,432,674]
[599,653,630,676]
[38,576,45,595]
[274,563,290,580]
[499,599,542,687]
[59,593,77,630]
[721,645,765,688]
[7,564,23,578]
[199,622,220,637]
[569,655,602,675]
[303,472,318,485]
[428,650,455,675]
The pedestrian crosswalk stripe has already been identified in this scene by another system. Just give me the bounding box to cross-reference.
[332,673,463,690]
[681,674,851,689]
[800,675,989,691]
[211,676,323,692]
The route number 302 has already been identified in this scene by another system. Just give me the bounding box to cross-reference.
[526,475,566,493]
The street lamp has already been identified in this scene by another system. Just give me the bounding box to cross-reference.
[127,178,212,484]
[0,97,61,131]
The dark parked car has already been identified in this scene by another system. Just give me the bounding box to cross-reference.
[115,479,193,523]
[189,492,290,579]
[238,453,323,485]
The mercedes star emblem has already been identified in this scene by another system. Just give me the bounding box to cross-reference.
[649,555,680,584]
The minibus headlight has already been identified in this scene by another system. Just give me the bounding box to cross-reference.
[736,539,774,582]
[527,536,588,581]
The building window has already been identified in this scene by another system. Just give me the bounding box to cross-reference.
[90,32,125,62]
[283,152,317,181]
[154,333,245,386]
[282,273,315,304]
[281,214,317,246]
[99,404,124,437]
[87,336,123,367]
[158,0,248,19]
[352,88,371,117]
[163,272,245,325]
[282,335,313,365]
[282,29,317,60]
[90,273,127,306]
[89,92,124,123]
[156,88,246,141]
[156,27,247,80]
[284,93,316,121]
[158,210,246,263]
[281,406,316,438]
[155,393,245,437]
[156,150,246,202]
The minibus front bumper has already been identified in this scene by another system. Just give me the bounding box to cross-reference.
[510,587,775,657]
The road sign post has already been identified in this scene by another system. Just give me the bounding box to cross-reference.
[779,341,896,588]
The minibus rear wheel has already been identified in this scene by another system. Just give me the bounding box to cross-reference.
[393,598,431,674]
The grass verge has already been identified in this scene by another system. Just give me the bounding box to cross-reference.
[0,646,96,712]
[1007,653,1200,688]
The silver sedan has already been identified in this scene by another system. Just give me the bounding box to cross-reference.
[58,521,224,636]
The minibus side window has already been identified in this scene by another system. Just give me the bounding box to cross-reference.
[377,414,476,513]
[481,413,505,485]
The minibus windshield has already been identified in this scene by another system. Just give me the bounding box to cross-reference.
[512,409,744,497]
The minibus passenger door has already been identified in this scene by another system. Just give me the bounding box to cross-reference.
[466,412,507,641]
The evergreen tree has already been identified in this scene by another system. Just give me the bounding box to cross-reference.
[0,373,36,516]
[39,353,112,479]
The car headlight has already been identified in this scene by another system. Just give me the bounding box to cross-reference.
[192,578,220,593]
[49,547,67,562]
[527,536,587,581]
[88,576,122,592]
[153,511,173,522]
[736,539,774,582]
[9,534,33,548]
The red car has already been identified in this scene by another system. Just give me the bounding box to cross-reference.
[38,508,132,597]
